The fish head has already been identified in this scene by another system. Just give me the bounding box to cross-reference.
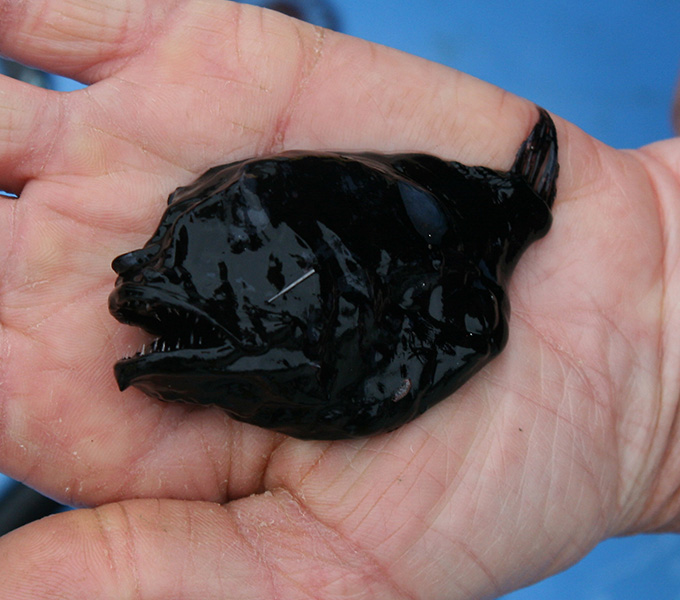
[108,169,324,401]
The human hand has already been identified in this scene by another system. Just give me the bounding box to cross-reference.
[1,1,679,598]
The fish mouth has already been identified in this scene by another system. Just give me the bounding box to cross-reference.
[109,284,237,392]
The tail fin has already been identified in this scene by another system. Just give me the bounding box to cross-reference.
[511,107,559,209]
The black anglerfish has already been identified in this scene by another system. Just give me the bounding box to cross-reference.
[109,107,558,439]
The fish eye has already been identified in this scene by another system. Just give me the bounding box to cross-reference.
[397,180,449,246]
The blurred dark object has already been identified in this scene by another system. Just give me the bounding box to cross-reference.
[0,58,51,88]
[244,0,341,31]
[0,481,64,536]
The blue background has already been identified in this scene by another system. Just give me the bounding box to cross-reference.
[3,0,680,597]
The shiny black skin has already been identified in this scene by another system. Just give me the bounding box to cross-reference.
[109,108,558,439]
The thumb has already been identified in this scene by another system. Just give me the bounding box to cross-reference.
[0,491,395,599]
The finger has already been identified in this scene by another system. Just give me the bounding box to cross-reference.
[0,75,59,192]
[0,0,181,84]
[0,493,404,600]
[2,0,538,166]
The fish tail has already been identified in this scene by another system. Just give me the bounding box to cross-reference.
[511,107,559,209]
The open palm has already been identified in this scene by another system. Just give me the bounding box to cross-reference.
[1,1,679,598]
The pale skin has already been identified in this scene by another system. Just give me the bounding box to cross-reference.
[0,1,679,598]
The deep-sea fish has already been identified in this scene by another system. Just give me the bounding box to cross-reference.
[109,107,558,439]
